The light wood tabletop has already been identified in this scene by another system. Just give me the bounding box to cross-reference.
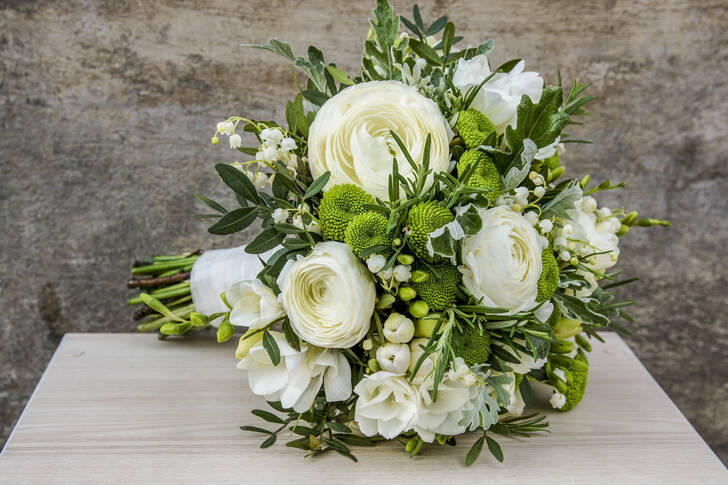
[0,333,724,484]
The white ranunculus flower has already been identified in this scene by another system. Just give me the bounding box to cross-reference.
[452,56,543,134]
[460,206,543,313]
[277,241,375,348]
[414,358,475,442]
[226,280,285,329]
[308,81,453,200]
[236,332,352,412]
[354,372,419,439]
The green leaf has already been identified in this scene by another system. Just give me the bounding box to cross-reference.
[541,182,582,219]
[486,435,504,462]
[301,89,330,107]
[251,409,285,424]
[441,22,455,57]
[240,425,273,434]
[215,163,261,204]
[303,171,330,200]
[322,437,351,453]
[139,294,184,322]
[260,434,276,448]
[244,38,295,61]
[326,65,354,85]
[216,318,234,343]
[333,433,374,447]
[426,15,448,36]
[262,330,281,365]
[465,436,484,466]
[326,422,352,433]
[194,194,227,214]
[207,207,258,235]
[455,205,482,236]
[245,229,285,254]
[409,38,442,66]
[283,319,301,351]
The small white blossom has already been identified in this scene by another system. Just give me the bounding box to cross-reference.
[539,219,553,233]
[549,392,566,409]
[563,223,573,235]
[534,186,546,198]
[529,171,545,186]
[393,264,412,282]
[597,207,611,219]
[279,137,297,151]
[260,127,285,146]
[253,171,268,189]
[272,208,288,224]
[514,187,529,206]
[366,254,387,274]
[559,250,571,261]
[216,121,234,136]
[553,368,567,382]
[256,145,277,163]
[379,267,394,280]
[523,210,539,226]
[554,236,568,248]
[581,196,597,213]
[229,133,242,149]
[538,235,549,249]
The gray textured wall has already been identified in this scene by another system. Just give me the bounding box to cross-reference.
[1,0,726,464]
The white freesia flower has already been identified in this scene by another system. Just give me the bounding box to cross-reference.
[452,56,543,134]
[558,197,620,273]
[354,372,419,439]
[236,332,351,412]
[308,81,453,200]
[414,359,475,442]
[383,313,414,343]
[277,241,375,348]
[376,342,411,374]
[460,206,543,313]
[226,280,285,329]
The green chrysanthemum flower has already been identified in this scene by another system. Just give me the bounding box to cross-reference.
[456,108,496,148]
[318,184,374,241]
[457,149,502,200]
[406,201,454,263]
[344,211,392,259]
[550,352,589,412]
[452,325,492,366]
[411,262,461,310]
[537,249,559,302]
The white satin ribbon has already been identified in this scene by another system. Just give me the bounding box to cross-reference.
[190,245,278,317]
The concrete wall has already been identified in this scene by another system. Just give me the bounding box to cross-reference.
[1,0,726,463]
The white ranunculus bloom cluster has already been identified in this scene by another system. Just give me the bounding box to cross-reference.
[452,56,543,134]
[460,206,544,313]
[236,331,352,413]
[277,241,376,348]
[307,80,453,201]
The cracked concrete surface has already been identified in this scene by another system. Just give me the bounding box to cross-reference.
[1,0,726,464]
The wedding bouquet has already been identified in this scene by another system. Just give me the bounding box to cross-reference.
[127,1,668,464]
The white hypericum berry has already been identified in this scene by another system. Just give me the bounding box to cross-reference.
[539,219,553,233]
[229,133,242,149]
[534,186,546,198]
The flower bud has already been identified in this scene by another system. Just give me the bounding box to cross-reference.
[622,211,638,226]
[383,312,415,343]
[548,166,565,182]
[408,300,430,319]
[616,224,629,237]
[411,270,429,283]
[362,339,373,351]
[398,286,417,302]
[376,294,396,310]
[580,174,591,189]
[397,254,414,265]
[160,323,180,335]
[552,317,582,340]
[211,136,220,145]
[569,256,579,266]
[376,342,411,374]
[189,312,208,326]
[414,313,440,337]
[367,358,380,373]
[392,237,402,247]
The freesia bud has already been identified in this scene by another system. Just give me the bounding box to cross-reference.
[411,270,429,283]
[376,342,411,374]
[383,312,415,343]
[376,294,396,310]
[398,287,417,302]
[397,254,414,265]
[408,300,429,318]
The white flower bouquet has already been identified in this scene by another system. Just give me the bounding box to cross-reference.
[126,1,669,464]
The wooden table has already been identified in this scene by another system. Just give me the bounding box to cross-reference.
[0,333,725,484]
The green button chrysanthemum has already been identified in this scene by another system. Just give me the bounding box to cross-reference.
[318,183,374,241]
